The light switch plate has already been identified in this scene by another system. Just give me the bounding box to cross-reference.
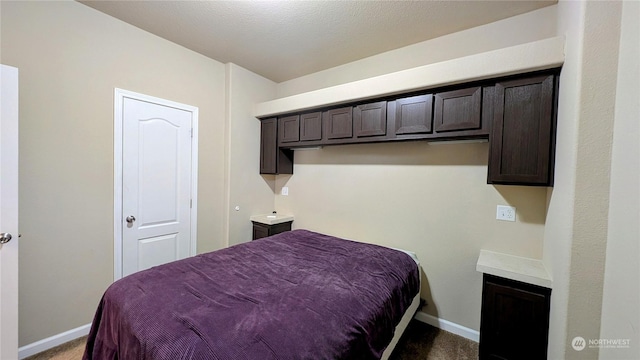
[496,205,516,221]
[281,187,289,196]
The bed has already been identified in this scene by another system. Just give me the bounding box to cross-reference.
[83,229,420,360]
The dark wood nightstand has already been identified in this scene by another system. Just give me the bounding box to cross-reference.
[476,250,552,360]
[250,214,294,240]
[251,221,292,240]
[479,274,551,360]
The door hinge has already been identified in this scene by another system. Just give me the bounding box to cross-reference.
[190,199,193,208]
[190,128,193,138]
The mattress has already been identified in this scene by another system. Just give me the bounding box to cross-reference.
[84,229,420,359]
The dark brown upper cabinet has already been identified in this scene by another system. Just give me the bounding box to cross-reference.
[354,101,387,138]
[260,118,293,175]
[392,94,433,136]
[258,69,559,186]
[324,107,353,140]
[278,115,299,144]
[300,112,322,141]
[434,87,482,132]
[260,118,277,174]
[488,74,556,186]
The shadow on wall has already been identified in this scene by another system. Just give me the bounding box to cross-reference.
[293,141,489,167]
[261,174,277,193]
[419,268,438,319]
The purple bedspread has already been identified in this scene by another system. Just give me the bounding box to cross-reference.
[84,229,420,360]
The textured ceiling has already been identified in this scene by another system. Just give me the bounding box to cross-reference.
[80,0,556,82]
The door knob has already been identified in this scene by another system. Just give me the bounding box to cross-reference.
[0,233,12,244]
[126,216,136,224]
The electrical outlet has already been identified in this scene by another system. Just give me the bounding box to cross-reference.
[281,187,289,196]
[496,205,516,222]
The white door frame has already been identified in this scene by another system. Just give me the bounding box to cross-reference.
[0,64,19,360]
[113,88,198,281]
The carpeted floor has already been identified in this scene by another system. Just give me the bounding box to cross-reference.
[389,320,479,360]
[26,320,478,359]
[24,336,86,360]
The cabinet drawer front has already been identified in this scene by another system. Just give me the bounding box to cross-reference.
[278,115,300,143]
[434,87,482,132]
[300,112,322,141]
[354,101,387,137]
[395,95,433,135]
[324,107,353,139]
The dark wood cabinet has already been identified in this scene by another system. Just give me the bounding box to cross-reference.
[354,101,387,138]
[392,94,433,136]
[258,70,559,186]
[252,221,293,240]
[252,223,269,240]
[479,274,551,360]
[324,107,353,140]
[434,87,482,132]
[260,118,277,174]
[278,115,300,144]
[488,74,556,186]
[300,112,322,141]
[260,118,293,175]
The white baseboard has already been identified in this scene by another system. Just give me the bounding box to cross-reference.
[414,311,480,343]
[18,323,91,359]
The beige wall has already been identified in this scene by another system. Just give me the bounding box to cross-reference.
[564,1,622,357]
[600,1,640,359]
[272,7,557,332]
[545,1,625,359]
[225,64,277,246]
[542,1,582,357]
[1,0,227,346]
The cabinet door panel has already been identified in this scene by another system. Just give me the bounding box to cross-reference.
[260,118,277,174]
[252,224,269,240]
[354,101,387,137]
[488,74,555,185]
[260,118,293,175]
[394,95,433,135]
[434,87,481,132]
[324,107,353,140]
[278,115,299,143]
[300,112,322,141]
[480,275,551,360]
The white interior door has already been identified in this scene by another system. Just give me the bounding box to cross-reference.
[116,90,198,279]
[0,65,19,360]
